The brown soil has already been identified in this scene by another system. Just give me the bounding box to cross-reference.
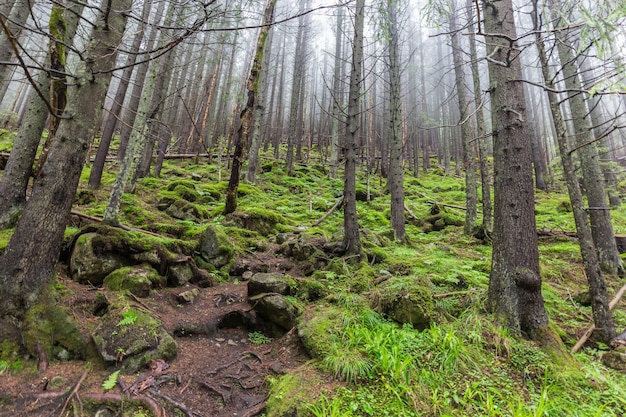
[0,256,311,417]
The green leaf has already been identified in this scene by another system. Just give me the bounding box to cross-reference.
[102,370,120,391]
[116,308,138,327]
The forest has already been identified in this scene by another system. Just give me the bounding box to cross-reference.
[1,0,626,415]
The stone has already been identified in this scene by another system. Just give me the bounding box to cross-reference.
[69,233,127,285]
[602,351,626,371]
[92,306,177,373]
[177,288,200,304]
[197,226,232,268]
[168,263,193,287]
[242,271,254,281]
[254,294,299,330]
[369,277,433,330]
[248,272,295,297]
[103,264,164,297]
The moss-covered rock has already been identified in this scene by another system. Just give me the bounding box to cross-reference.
[253,294,299,330]
[266,367,328,417]
[70,232,128,285]
[91,302,177,373]
[172,184,199,202]
[23,283,87,361]
[103,264,164,297]
[165,200,208,221]
[248,272,296,296]
[368,276,433,330]
[223,207,286,236]
[197,225,233,268]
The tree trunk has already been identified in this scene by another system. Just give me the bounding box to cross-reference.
[0,0,32,104]
[329,4,344,179]
[343,0,365,259]
[0,0,83,229]
[532,1,615,343]
[224,0,277,214]
[88,0,152,189]
[0,0,130,323]
[386,0,405,242]
[550,1,624,276]
[483,0,549,339]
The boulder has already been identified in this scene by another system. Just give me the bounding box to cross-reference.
[197,226,232,268]
[103,264,164,297]
[368,276,433,330]
[168,263,193,287]
[70,233,127,285]
[253,294,298,330]
[248,272,295,297]
[92,306,177,373]
[602,350,626,371]
[177,288,200,304]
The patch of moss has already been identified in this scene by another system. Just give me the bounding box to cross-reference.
[172,184,200,202]
[23,282,87,360]
[0,228,13,255]
[368,276,434,330]
[266,368,328,417]
[298,304,345,358]
[166,180,198,192]
[103,264,164,297]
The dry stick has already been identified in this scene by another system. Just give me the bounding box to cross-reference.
[59,370,89,417]
[242,400,267,417]
[70,210,163,237]
[311,197,343,227]
[404,203,419,220]
[571,283,626,353]
[83,393,164,417]
[433,288,480,299]
[147,388,204,417]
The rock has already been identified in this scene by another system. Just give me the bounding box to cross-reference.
[242,271,254,281]
[103,264,164,297]
[92,306,177,373]
[177,288,200,304]
[602,351,626,371]
[69,233,127,285]
[197,226,233,268]
[276,233,291,244]
[165,200,206,221]
[248,272,295,297]
[156,196,176,211]
[168,263,193,287]
[369,277,433,330]
[573,291,592,307]
[254,294,299,330]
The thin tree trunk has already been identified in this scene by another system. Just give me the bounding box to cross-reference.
[0,0,32,104]
[329,4,344,179]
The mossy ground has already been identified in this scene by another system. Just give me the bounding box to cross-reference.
[4,145,626,415]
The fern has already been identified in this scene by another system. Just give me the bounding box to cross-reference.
[102,370,120,391]
[116,309,138,327]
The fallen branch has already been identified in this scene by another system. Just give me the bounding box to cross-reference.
[312,197,343,227]
[147,388,204,417]
[242,400,266,417]
[403,203,419,220]
[200,381,231,404]
[372,275,391,286]
[571,283,626,353]
[433,288,480,299]
[59,370,89,416]
[70,210,163,237]
[83,393,164,417]
[427,200,469,211]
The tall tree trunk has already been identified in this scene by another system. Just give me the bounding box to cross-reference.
[483,0,549,339]
[343,0,365,259]
[449,0,477,235]
[550,1,624,276]
[224,0,277,214]
[329,4,344,179]
[89,0,152,189]
[532,0,615,343]
[0,0,32,104]
[0,0,83,229]
[386,0,405,242]
[0,0,130,323]
[466,0,491,233]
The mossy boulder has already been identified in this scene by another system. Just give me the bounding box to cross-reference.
[92,303,177,373]
[252,294,299,330]
[70,232,128,285]
[172,185,199,202]
[168,263,194,286]
[224,207,286,236]
[23,284,87,361]
[368,276,433,330]
[165,200,208,221]
[103,264,164,297]
[248,272,296,297]
[297,304,344,358]
[197,226,233,268]
[266,367,328,417]
[602,350,626,371]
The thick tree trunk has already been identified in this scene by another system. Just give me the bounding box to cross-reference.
[343,0,365,259]
[224,0,277,214]
[0,0,130,323]
[532,3,615,343]
[483,0,549,339]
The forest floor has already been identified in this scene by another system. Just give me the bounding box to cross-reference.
[0,252,312,417]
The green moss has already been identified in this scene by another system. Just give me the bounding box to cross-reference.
[172,184,199,202]
[298,304,345,358]
[266,369,327,417]
[0,228,12,255]
[103,264,164,297]
[369,276,433,330]
[23,282,87,360]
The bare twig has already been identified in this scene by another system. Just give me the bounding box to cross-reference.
[312,197,343,227]
[433,289,480,299]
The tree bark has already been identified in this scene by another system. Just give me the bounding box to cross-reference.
[483,0,549,339]
[224,0,277,214]
[0,0,130,323]
[0,0,32,104]
[343,0,365,259]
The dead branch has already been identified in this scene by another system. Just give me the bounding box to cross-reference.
[372,275,391,286]
[403,203,419,220]
[427,200,468,211]
[242,400,267,417]
[433,289,480,299]
[147,388,204,417]
[200,381,231,404]
[571,283,626,353]
[70,210,163,238]
[59,370,89,416]
[83,393,164,417]
[312,197,343,227]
